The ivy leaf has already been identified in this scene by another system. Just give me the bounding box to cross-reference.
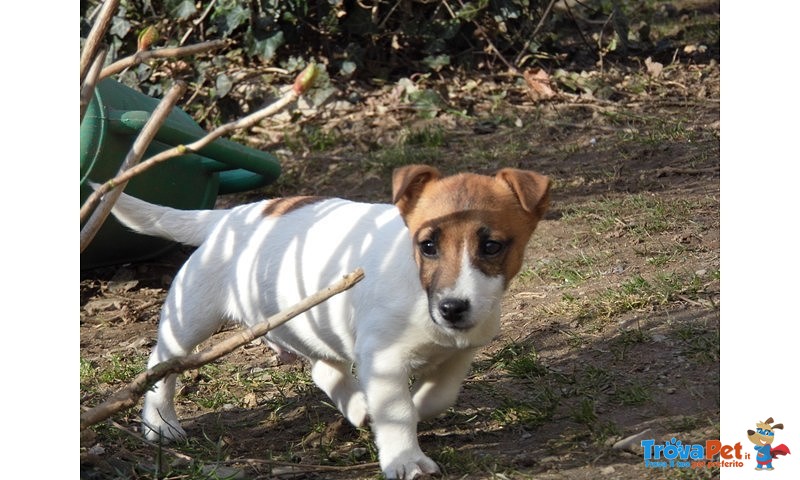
[248,31,285,61]
[171,0,197,20]
[110,16,131,39]
[423,54,450,72]
[222,5,249,36]
[408,89,446,119]
[216,73,233,98]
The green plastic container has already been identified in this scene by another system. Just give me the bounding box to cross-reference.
[81,78,281,269]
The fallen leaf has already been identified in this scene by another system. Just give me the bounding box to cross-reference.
[645,57,663,77]
[523,68,556,101]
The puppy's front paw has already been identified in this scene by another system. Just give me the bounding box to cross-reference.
[344,391,369,427]
[141,418,186,442]
[382,453,440,479]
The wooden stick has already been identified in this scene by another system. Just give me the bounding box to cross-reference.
[99,40,227,80]
[79,81,187,251]
[80,0,120,85]
[80,82,298,222]
[79,268,365,430]
[513,0,558,67]
[80,47,108,124]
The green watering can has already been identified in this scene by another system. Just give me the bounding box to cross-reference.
[80,78,281,269]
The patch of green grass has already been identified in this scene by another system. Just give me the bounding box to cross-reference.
[80,357,95,388]
[571,365,615,397]
[590,275,660,318]
[81,353,148,389]
[534,269,715,324]
[673,323,720,363]
[524,252,603,286]
[405,127,446,147]
[433,446,498,477]
[488,344,552,380]
[491,393,559,428]
[562,194,701,238]
[611,382,650,406]
[600,110,698,145]
[189,389,240,410]
[287,125,341,152]
[610,326,652,361]
[433,444,537,478]
[640,242,692,267]
[586,271,712,320]
[570,398,598,425]
[183,364,247,410]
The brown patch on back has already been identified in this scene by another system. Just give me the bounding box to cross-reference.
[263,196,328,217]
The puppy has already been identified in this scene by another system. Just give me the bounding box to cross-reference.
[109,164,550,479]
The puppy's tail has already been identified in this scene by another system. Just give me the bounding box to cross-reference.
[94,185,226,246]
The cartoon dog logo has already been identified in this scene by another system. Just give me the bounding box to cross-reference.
[747,417,791,471]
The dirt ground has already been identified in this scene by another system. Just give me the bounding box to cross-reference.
[80,8,720,479]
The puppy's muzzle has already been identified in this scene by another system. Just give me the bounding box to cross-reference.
[437,297,471,328]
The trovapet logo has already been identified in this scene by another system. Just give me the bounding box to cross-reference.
[641,438,746,469]
[640,416,792,471]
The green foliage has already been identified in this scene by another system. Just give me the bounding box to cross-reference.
[81,0,599,79]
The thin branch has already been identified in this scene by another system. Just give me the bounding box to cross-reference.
[79,84,299,223]
[563,0,595,60]
[100,39,228,80]
[228,457,380,473]
[80,0,120,85]
[448,0,520,75]
[80,47,108,123]
[514,0,558,67]
[80,268,366,430]
[180,0,217,46]
[80,81,187,252]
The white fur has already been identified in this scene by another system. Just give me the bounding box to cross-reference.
[111,193,509,479]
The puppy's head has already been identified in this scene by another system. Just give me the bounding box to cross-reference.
[393,164,550,336]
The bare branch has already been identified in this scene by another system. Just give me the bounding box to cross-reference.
[99,40,228,80]
[80,81,187,251]
[80,48,108,124]
[80,0,120,85]
[514,0,558,67]
[79,81,300,223]
[79,268,366,430]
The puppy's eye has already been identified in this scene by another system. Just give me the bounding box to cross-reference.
[481,240,504,257]
[419,240,438,257]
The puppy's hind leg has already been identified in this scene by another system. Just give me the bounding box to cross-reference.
[141,281,226,442]
[311,360,368,427]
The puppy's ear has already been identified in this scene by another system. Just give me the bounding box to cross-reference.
[496,168,551,220]
[392,164,441,215]
[773,423,784,430]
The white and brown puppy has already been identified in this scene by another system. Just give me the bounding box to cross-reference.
[109,164,550,479]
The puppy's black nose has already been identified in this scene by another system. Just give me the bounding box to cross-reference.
[439,298,471,325]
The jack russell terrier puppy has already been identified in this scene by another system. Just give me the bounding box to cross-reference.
[108,164,550,479]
